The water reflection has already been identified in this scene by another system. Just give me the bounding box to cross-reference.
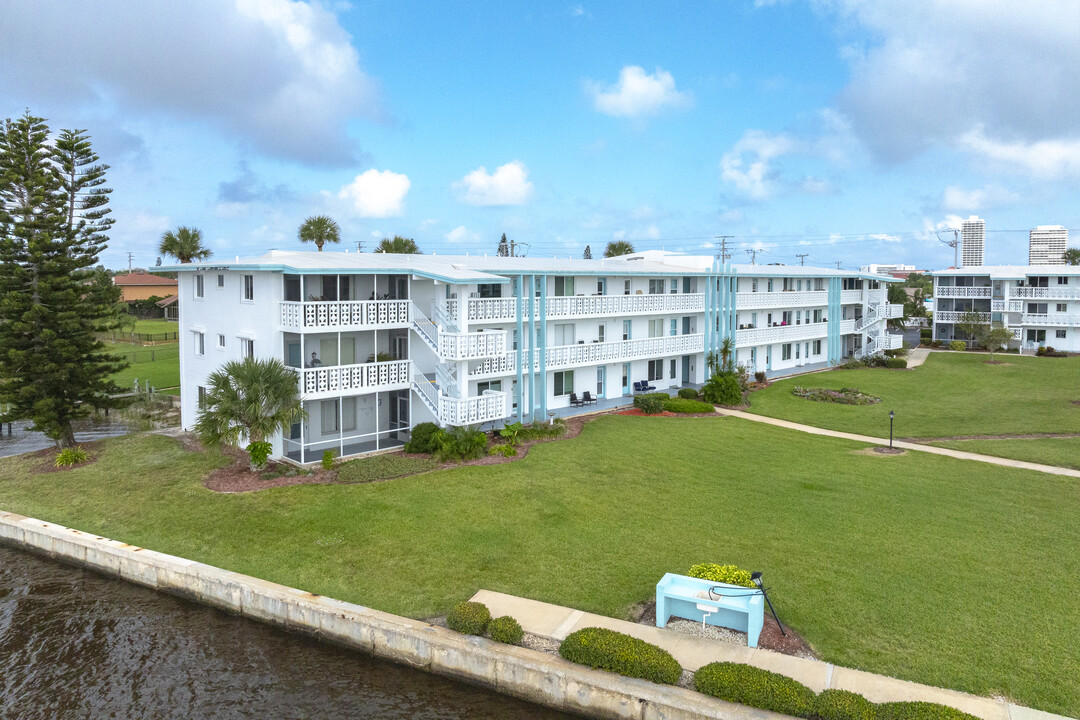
[0,417,131,459]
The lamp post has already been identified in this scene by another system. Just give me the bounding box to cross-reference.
[889,410,895,449]
[751,571,786,636]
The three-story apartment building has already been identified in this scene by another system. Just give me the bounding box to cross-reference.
[932,265,1080,352]
[172,250,901,464]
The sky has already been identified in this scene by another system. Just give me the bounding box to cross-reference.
[2,0,1079,272]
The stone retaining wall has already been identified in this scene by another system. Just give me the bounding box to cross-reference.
[0,511,788,720]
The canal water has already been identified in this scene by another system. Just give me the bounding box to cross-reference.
[0,418,133,459]
[0,545,576,719]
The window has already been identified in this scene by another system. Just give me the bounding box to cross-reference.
[751,279,758,292]
[217,274,225,288]
[553,324,575,346]
[813,340,821,355]
[193,331,205,357]
[813,309,822,323]
[597,325,605,343]
[1057,304,1068,313]
[284,275,301,302]
[795,343,800,359]
[1027,329,1046,343]
[648,319,663,337]
[797,279,803,291]
[478,283,502,298]
[194,274,204,299]
[624,280,631,295]
[767,279,774,292]
[622,320,631,341]
[1030,276,1049,288]
[477,380,502,394]
[622,363,629,391]
[554,277,575,296]
[670,319,677,336]
[669,358,676,378]
[781,344,792,361]
[815,278,824,291]
[842,277,860,290]
[783,278,793,291]
[597,278,606,294]
[241,338,254,359]
[1027,303,1048,314]
[795,310,802,325]
[1056,330,1067,339]
[647,360,663,381]
[197,386,207,409]
[217,334,225,349]
[597,367,605,396]
[669,278,677,294]
[321,400,339,434]
[243,274,254,301]
[1058,277,1069,285]
[554,370,574,396]
[781,311,792,325]
[648,279,664,294]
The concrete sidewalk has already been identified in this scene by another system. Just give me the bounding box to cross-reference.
[905,347,931,368]
[471,589,1068,720]
[714,408,1080,478]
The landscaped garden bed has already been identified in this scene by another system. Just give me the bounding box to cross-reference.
[792,386,881,405]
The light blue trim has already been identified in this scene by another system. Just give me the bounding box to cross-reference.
[538,274,548,420]
[514,276,525,423]
[526,275,536,422]
[827,277,841,364]
[164,263,510,285]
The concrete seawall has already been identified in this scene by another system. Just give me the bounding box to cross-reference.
[0,511,789,720]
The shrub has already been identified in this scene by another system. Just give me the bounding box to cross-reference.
[754,371,767,384]
[517,418,566,441]
[793,386,881,405]
[919,328,932,339]
[693,662,816,718]
[885,358,907,369]
[949,340,967,352]
[435,426,488,463]
[336,454,439,483]
[321,449,336,470]
[811,689,878,720]
[489,443,517,457]
[404,422,442,453]
[54,446,89,467]
[862,354,888,368]
[687,563,755,588]
[245,441,273,469]
[446,601,491,635]
[498,421,524,446]
[633,393,666,415]
[559,627,681,685]
[703,372,742,406]
[663,397,714,414]
[487,615,524,645]
[677,387,699,399]
[876,701,980,720]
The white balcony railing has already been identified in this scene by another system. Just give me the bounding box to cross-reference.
[885,304,904,319]
[1012,286,1080,300]
[280,300,410,330]
[469,354,517,378]
[1022,313,1080,326]
[540,334,704,371]
[736,322,828,346]
[439,330,508,359]
[935,286,992,298]
[935,311,992,323]
[736,290,827,309]
[299,359,410,396]
[884,333,904,350]
[460,293,706,323]
[440,390,509,426]
[841,289,863,304]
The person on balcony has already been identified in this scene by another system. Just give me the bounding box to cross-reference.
[308,352,322,368]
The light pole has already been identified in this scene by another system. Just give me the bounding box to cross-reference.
[751,571,786,636]
[889,410,895,448]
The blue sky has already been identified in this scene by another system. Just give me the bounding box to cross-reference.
[3,0,1078,271]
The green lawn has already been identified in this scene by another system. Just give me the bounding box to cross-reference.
[104,341,180,390]
[1,418,1078,715]
[747,352,1080,438]
[133,319,179,335]
[929,437,1080,470]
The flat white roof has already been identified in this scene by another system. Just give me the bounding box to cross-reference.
[930,265,1080,279]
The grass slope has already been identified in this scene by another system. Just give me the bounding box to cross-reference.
[930,437,1080,470]
[747,352,1080,438]
[1,421,1078,715]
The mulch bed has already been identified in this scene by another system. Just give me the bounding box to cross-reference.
[872,446,906,455]
[29,440,106,474]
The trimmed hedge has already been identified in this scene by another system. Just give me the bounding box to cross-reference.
[663,397,714,413]
[949,340,967,352]
[633,393,666,415]
[487,615,524,645]
[885,358,907,369]
[812,689,878,720]
[877,702,980,720]
[694,662,816,718]
[677,387,700,399]
[446,601,490,635]
[404,421,441,453]
[559,627,681,685]
[687,563,755,588]
[703,372,742,406]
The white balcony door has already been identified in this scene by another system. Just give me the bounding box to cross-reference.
[597,366,605,397]
[554,323,575,346]
[320,337,338,366]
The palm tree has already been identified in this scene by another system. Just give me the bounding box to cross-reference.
[194,358,306,470]
[1063,248,1080,266]
[298,215,341,252]
[719,336,735,372]
[887,283,910,330]
[375,235,421,254]
[159,226,212,264]
[604,240,635,257]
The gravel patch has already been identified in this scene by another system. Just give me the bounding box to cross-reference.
[662,617,748,645]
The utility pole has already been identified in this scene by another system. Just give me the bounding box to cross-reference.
[937,228,959,267]
[357,240,365,253]
[795,253,809,266]
[127,252,134,273]
[834,261,843,270]
[714,235,732,262]
[745,248,760,265]
[510,239,516,257]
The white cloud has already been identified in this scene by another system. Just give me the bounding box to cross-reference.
[720,131,798,200]
[587,66,693,118]
[454,161,533,206]
[869,233,902,244]
[445,225,480,244]
[957,128,1080,178]
[942,183,1020,212]
[0,0,382,166]
[337,169,410,218]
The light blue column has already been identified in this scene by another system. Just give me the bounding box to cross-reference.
[538,274,548,420]
[828,277,841,364]
[526,274,536,422]
[704,265,715,380]
[514,275,524,423]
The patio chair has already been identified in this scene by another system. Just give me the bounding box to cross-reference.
[569,393,584,407]
[641,380,657,391]
[582,391,597,405]
[632,381,644,393]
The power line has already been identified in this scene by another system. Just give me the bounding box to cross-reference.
[936,228,959,268]
[745,248,760,265]
[714,235,732,262]
[795,253,809,266]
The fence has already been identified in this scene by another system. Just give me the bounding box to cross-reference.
[102,331,179,344]
[109,345,180,364]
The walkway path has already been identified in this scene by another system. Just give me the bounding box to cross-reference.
[714,408,1080,478]
[905,347,930,368]
[471,590,1066,720]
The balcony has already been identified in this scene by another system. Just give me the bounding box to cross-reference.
[1021,313,1080,326]
[1012,286,1080,300]
[440,390,509,426]
[299,359,410,397]
[459,293,706,323]
[935,311,991,323]
[841,289,863,304]
[885,304,904,319]
[280,300,410,330]
[736,322,828,346]
[438,330,508,359]
[936,286,992,298]
[736,290,827,309]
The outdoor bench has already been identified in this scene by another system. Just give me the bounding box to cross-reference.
[655,572,764,647]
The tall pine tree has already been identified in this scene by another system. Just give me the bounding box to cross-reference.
[0,112,126,447]
[497,233,509,257]
[583,244,592,259]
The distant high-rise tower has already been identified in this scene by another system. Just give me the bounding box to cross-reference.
[960,216,985,267]
[1028,225,1068,265]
